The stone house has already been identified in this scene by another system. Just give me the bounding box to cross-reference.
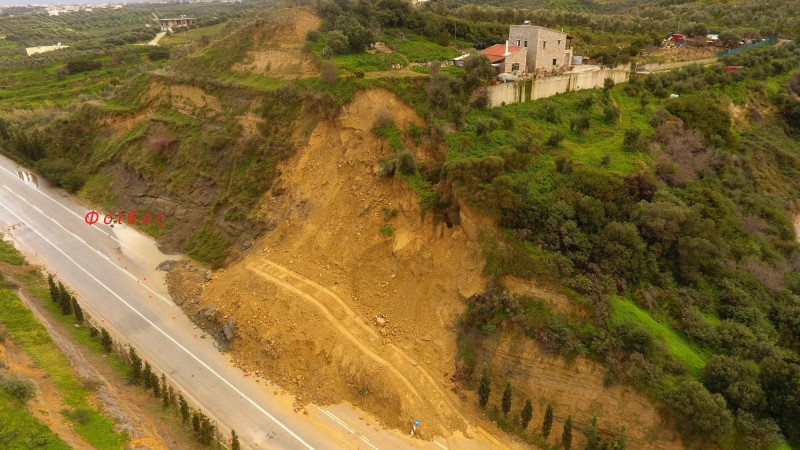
[478,42,527,75]
[508,24,573,73]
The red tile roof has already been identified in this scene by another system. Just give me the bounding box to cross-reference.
[480,44,524,63]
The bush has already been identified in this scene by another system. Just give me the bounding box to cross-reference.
[1,374,37,401]
[570,114,590,134]
[326,30,349,54]
[543,102,561,123]
[397,150,416,175]
[148,47,170,61]
[668,380,734,440]
[604,104,620,123]
[65,59,101,74]
[545,130,565,147]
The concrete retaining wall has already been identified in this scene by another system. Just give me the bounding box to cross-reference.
[487,68,630,107]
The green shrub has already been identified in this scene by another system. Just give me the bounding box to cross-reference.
[379,224,394,237]
[1,374,37,402]
[397,150,416,175]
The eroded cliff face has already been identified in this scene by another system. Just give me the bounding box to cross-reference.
[167,88,487,436]
[476,330,685,450]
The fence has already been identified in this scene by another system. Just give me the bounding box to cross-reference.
[716,36,778,57]
[486,68,630,107]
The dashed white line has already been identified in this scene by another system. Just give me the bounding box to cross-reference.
[433,439,449,450]
[316,407,355,434]
[0,200,315,450]
[360,436,380,450]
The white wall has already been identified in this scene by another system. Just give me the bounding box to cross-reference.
[487,69,630,107]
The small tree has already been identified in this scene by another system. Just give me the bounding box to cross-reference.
[143,362,153,389]
[192,411,201,433]
[231,429,241,450]
[326,30,349,54]
[542,403,554,438]
[72,297,84,323]
[478,367,491,408]
[161,374,169,406]
[562,415,573,450]
[168,385,176,407]
[179,395,190,423]
[47,275,58,302]
[521,399,533,430]
[58,283,72,315]
[129,347,142,383]
[100,327,113,353]
[570,114,590,134]
[463,52,496,91]
[546,130,565,147]
[501,383,513,417]
[152,373,161,398]
[604,77,616,91]
[585,416,600,450]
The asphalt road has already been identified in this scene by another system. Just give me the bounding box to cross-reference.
[0,154,456,450]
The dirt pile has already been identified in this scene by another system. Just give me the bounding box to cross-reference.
[233,7,320,78]
[168,87,486,435]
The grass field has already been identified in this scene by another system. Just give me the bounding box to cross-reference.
[0,288,128,449]
[382,30,461,63]
[0,238,25,266]
[610,296,709,375]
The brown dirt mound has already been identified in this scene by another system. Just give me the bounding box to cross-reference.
[233,7,320,78]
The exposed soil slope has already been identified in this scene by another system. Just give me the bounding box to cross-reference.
[233,7,320,78]
[169,87,486,434]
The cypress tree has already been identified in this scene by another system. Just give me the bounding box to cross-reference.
[478,367,491,408]
[562,415,573,450]
[100,327,113,352]
[152,372,161,398]
[501,383,512,417]
[161,374,169,406]
[585,416,600,450]
[521,399,533,430]
[72,297,84,323]
[168,385,176,407]
[58,283,72,315]
[143,362,153,388]
[192,411,201,433]
[179,395,189,423]
[231,429,241,450]
[542,403,554,438]
[47,275,58,302]
[129,347,142,383]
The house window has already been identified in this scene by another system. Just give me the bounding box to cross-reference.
[552,58,557,65]
[512,63,520,71]
[558,39,561,45]
[524,40,528,47]
[543,41,547,49]
[516,40,520,46]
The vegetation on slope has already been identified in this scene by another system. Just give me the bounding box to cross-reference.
[447,43,800,449]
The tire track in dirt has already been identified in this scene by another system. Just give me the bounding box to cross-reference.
[247,260,470,434]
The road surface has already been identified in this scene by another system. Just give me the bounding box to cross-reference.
[0,153,466,450]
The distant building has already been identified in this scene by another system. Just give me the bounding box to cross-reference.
[508,23,573,73]
[157,17,197,32]
[26,42,69,56]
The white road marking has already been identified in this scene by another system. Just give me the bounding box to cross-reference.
[0,200,315,450]
[316,407,355,434]
[433,439,449,449]
[3,185,171,305]
[0,163,149,260]
[360,436,380,450]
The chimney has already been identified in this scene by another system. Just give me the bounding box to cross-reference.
[504,40,510,56]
